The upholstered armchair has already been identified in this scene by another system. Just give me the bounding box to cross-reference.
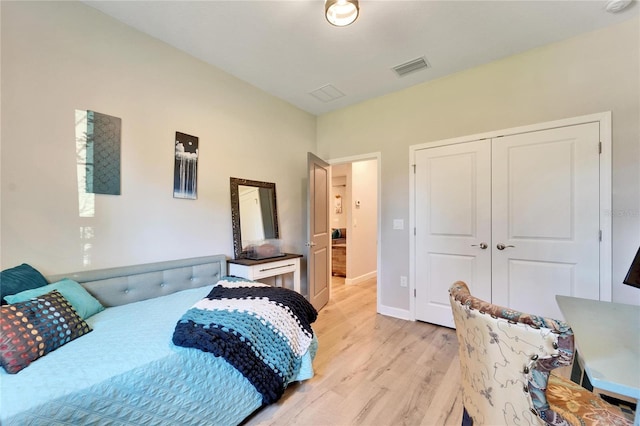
[449,281,632,426]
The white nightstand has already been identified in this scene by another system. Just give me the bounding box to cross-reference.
[228,253,302,293]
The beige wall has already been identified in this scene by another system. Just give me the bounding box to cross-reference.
[1,2,316,281]
[348,159,377,281]
[317,17,640,311]
[2,2,638,312]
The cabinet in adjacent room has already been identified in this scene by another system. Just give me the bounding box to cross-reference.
[331,228,347,277]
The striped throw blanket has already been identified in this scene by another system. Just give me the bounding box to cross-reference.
[172,277,318,405]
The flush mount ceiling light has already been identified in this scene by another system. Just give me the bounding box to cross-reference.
[605,0,633,12]
[325,0,359,27]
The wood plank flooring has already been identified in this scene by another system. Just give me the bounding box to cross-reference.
[244,277,464,426]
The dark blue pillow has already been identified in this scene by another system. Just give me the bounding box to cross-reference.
[1,263,48,304]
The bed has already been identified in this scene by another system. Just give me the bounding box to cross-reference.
[0,255,317,425]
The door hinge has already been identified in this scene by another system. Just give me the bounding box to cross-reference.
[412,164,416,174]
[414,288,416,297]
[599,142,602,154]
[414,227,416,236]
[599,230,602,241]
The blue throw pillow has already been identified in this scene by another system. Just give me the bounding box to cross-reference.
[0,263,48,304]
[4,278,105,319]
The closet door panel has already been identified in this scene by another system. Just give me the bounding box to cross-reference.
[415,140,491,327]
[492,123,601,320]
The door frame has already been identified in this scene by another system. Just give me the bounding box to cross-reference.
[409,111,612,320]
[328,152,382,314]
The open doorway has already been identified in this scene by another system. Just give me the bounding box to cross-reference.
[329,157,379,294]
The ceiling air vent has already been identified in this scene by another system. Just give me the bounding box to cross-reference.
[392,56,430,77]
[309,84,345,103]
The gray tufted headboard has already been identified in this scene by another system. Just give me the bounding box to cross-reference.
[46,255,227,307]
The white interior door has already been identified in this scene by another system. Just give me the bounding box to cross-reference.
[491,122,601,320]
[414,121,602,325]
[415,140,492,327]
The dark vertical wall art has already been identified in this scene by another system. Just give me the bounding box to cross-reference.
[173,132,199,199]
[85,110,121,195]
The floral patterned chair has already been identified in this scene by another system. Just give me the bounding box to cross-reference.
[449,281,632,426]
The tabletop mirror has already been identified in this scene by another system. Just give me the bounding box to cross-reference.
[230,177,280,259]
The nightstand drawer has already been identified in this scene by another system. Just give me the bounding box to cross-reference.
[228,254,302,293]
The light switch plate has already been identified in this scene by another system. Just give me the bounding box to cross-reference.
[393,219,404,230]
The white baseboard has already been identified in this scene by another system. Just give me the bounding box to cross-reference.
[345,270,377,285]
[378,304,412,321]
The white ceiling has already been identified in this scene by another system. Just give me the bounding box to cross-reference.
[85,0,638,116]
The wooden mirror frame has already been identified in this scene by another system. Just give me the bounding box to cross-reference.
[230,177,279,259]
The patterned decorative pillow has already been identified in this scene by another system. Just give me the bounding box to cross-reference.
[0,290,92,374]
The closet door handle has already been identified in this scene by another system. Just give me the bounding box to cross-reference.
[305,242,316,247]
[496,243,515,250]
[471,243,488,249]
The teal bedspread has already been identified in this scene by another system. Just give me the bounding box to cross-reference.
[5,350,263,425]
[1,280,317,426]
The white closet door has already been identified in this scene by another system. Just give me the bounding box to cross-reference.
[491,122,601,320]
[415,140,492,327]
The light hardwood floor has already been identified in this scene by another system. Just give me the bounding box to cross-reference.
[244,277,464,426]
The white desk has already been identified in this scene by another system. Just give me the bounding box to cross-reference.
[556,295,640,426]
[228,253,302,294]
